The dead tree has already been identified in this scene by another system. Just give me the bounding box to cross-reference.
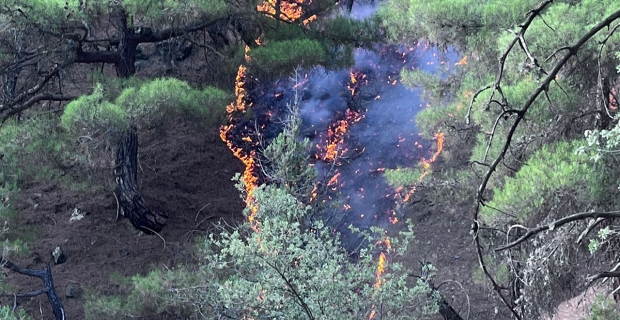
[114,126,168,234]
[3,260,65,320]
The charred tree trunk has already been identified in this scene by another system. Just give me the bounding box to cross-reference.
[3,260,65,320]
[437,299,465,320]
[115,126,167,233]
[114,7,137,77]
[419,262,465,320]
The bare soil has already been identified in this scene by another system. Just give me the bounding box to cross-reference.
[400,134,507,320]
[2,124,244,319]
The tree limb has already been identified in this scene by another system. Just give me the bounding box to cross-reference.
[495,211,620,251]
[3,260,65,320]
[1,94,77,122]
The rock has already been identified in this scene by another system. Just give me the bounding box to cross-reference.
[66,285,75,298]
[69,208,85,222]
[51,246,67,264]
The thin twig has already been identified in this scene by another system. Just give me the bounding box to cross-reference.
[141,226,167,251]
[113,191,121,221]
[195,203,212,222]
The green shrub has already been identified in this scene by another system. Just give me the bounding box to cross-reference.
[585,296,620,320]
[481,140,605,224]
[384,167,427,188]
[248,39,327,76]
[85,269,188,319]
[61,84,130,137]
[0,306,32,320]
[115,78,229,126]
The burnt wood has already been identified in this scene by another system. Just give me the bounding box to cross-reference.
[3,260,65,320]
[114,126,167,233]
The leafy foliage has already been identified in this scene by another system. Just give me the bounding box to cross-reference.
[384,167,427,189]
[62,79,228,140]
[481,140,604,224]
[585,296,620,320]
[248,38,327,76]
[262,104,317,200]
[61,84,130,139]
[115,78,229,124]
[121,0,227,22]
[87,183,431,319]
[0,306,33,320]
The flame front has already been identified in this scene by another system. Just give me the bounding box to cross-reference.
[369,238,392,319]
[220,64,261,230]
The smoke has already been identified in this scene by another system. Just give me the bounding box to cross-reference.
[226,3,460,250]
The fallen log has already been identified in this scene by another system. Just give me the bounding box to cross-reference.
[114,126,167,234]
[3,260,65,320]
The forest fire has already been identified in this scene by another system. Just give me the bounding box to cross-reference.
[219,42,458,320]
[398,132,445,204]
[257,0,305,22]
[373,238,392,287]
[222,38,458,250]
[316,109,364,163]
[220,64,261,229]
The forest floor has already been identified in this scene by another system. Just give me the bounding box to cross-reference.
[2,123,245,319]
[0,48,600,320]
[2,114,601,320]
[1,114,504,320]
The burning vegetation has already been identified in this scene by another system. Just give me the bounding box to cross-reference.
[218,34,457,320]
[221,41,456,237]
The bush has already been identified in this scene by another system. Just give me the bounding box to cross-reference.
[115,78,229,126]
[585,296,620,320]
[384,167,427,188]
[0,306,32,320]
[61,84,130,139]
[247,39,327,76]
[481,139,605,224]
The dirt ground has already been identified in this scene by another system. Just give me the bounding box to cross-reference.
[398,134,507,320]
[2,124,244,319]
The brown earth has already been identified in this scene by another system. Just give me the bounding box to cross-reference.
[397,133,508,320]
[2,124,244,319]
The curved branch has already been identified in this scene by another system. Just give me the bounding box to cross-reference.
[3,260,65,320]
[1,94,78,122]
[495,211,620,251]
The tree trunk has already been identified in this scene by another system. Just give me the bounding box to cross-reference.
[437,299,465,320]
[114,126,168,233]
[115,8,137,77]
[419,263,465,320]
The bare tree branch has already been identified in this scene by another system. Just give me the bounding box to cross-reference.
[1,94,77,122]
[495,211,620,251]
[472,4,620,320]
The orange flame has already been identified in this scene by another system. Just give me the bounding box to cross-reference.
[257,0,306,22]
[455,55,468,66]
[373,238,392,288]
[317,109,364,162]
[401,132,444,204]
[220,64,261,230]
[369,237,392,319]
[374,252,387,288]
